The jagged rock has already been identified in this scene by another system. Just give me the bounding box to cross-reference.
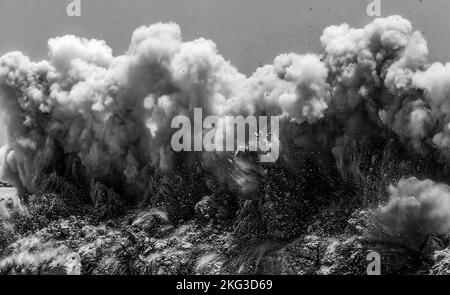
[90,182,124,220]
[280,235,323,275]
[12,192,89,234]
[0,165,445,275]
[147,167,209,223]
[195,196,214,220]
[195,194,236,223]
[194,253,225,275]
[232,200,266,247]
[346,210,372,235]
[0,210,236,275]
[420,235,445,261]
[430,249,450,274]
[131,209,172,237]
[0,221,15,254]
[0,237,81,275]
[317,237,367,275]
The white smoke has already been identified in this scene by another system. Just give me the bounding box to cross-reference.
[2,16,450,207]
[372,177,450,249]
[0,21,330,197]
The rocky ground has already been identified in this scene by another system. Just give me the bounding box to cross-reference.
[1,183,449,275]
[1,138,450,276]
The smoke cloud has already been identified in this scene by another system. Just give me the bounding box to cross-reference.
[2,15,450,217]
[372,177,450,250]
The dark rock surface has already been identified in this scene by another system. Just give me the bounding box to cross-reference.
[1,159,450,275]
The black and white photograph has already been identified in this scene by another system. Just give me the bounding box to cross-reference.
[1,0,450,285]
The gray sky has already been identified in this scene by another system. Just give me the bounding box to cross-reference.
[0,0,449,145]
[0,0,449,74]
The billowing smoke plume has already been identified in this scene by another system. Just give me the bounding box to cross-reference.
[0,21,330,199]
[2,15,450,213]
[372,177,450,250]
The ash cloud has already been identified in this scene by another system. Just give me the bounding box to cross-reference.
[0,21,329,198]
[372,177,450,250]
[2,15,450,218]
